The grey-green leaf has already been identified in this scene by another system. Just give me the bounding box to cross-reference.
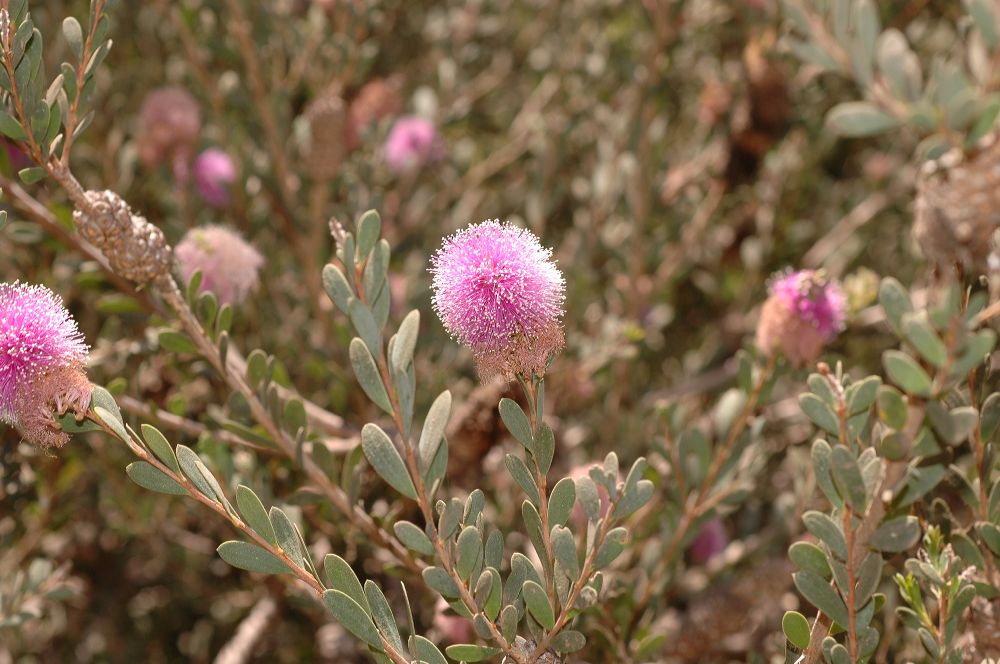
[324,554,369,610]
[802,511,847,560]
[883,350,933,397]
[419,390,451,471]
[826,101,899,137]
[794,570,849,627]
[361,423,417,500]
[236,485,277,545]
[364,580,403,653]
[522,580,555,629]
[323,589,383,650]
[125,461,187,495]
[393,520,434,556]
[870,515,921,552]
[217,541,290,574]
[499,398,534,450]
[552,525,580,579]
[549,477,577,527]
[350,338,393,414]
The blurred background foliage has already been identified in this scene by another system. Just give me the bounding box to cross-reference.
[0,0,975,662]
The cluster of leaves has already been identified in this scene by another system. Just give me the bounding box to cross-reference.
[784,278,1000,662]
[783,0,1000,156]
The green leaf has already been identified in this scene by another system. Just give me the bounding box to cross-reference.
[356,209,382,259]
[412,636,449,664]
[826,101,899,137]
[522,580,555,629]
[800,393,841,436]
[419,390,450,471]
[0,111,26,140]
[879,278,913,335]
[361,424,417,500]
[364,580,403,654]
[551,525,579,579]
[393,520,434,556]
[390,309,419,373]
[968,0,999,50]
[283,399,307,434]
[803,511,847,560]
[975,521,1000,556]
[158,330,198,354]
[549,477,577,527]
[125,461,186,495]
[782,610,811,650]
[444,644,502,662]
[883,350,933,397]
[140,424,178,472]
[534,423,555,475]
[269,507,306,570]
[594,527,627,568]
[322,264,352,313]
[348,299,381,358]
[422,566,460,598]
[236,485,277,545]
[217,541,290,574]
[176,445,232,512]
[794,570,849,627]
[902,313,947,367]
[350,338,393,414]
[877,385,907,429]
[614,457,653,518]
[323,590,383,650]
[870,515,921,552]
[811,439,844,508]
[17,166,45,184]
[830,445,867,511]
[551,630,586,653]
[575,475,601,522]
[456,526,483,581]
[499,398,533,450]
[505,454,541,506]
[845,376,881,415]
[324,554,369,610]
[789,541,832,579]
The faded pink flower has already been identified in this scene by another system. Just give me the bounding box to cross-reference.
[689,518,728,564]
[136,86,202,173]
[430,220,565,379]
[193,148,237,207]
[756,269,845,367]
[1,282,91,448]
[432,598,472,645]
[383,116,443,172]
[175,226,264,305]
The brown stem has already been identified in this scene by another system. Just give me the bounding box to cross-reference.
[844,508,858,660]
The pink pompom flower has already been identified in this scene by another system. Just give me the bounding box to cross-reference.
[430,220,565,379]
[383,116,443,173]
[1,282,91,448]
[136,86,202,175]
[175,226,264,305]
[193,148,237,207]
[756,269,846,366]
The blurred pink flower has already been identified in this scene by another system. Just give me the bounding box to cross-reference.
[175,226,264,305]
[383,116,443,172]
[432,598,472,645]
[756,269,845,366]
[193,148,237,207]
[430,220,565,379]
[689,518,728,564]
[0,282,91,448]
[136,86,201,174]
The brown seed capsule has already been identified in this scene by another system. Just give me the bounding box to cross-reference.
[303,88,347,181]
[913,135,1000,276]
[72,190,173,284]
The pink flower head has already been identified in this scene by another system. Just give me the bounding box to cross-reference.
[193,148,237,207]
[756,269,846,366]
[175,226,264,305]
[136,86,202,173]
[430,220,565,379]
[1,282,91,447]
[689,518,729,564]
[383,116,443,172]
